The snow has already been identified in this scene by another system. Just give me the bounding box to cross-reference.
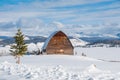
[27,43,38,53]
[75,47,120,60]
[27,42,44,53]
[70,38,88,47]
[24,36,30,40]
[36,42,44,50]
[0,46,120,80]
[0,46,10,56]
[0,54,120,80]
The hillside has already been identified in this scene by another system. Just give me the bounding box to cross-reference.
[0,36,120,47]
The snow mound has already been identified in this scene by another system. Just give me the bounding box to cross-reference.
[84,64,102,73]
[27,43,38,52]
[0,62,68,80]
[36,42,44,50]
[0,62,120,80]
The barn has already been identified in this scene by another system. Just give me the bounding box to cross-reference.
[42,31,74,55]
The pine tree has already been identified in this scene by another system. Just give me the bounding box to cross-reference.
[10,29,27,64]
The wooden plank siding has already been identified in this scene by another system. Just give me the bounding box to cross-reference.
[42,31,74,55]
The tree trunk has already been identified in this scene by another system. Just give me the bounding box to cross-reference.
[16,55,20,64]
[18,56,20,64]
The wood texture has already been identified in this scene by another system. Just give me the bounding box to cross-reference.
[43,31,74,55]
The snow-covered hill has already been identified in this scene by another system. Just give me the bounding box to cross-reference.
[70,38,88,47]
[0,34,120,48]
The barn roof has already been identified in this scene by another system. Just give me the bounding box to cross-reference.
[42,30,73,50]
[42,31,60,50]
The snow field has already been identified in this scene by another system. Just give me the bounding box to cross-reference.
[0,55,120,80]
[0,46,120,80]
[75,47,120,60]
[0,61,120,80]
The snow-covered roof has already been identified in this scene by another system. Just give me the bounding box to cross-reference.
[42,31,62,50]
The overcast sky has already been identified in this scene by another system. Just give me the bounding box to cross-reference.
[0,0,120,36]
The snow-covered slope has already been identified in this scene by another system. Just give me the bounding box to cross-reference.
[70,38,88,47]
[0,55,120,80]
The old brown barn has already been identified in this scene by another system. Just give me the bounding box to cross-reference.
[42,31,74,55]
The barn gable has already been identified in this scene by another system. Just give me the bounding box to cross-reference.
[42,31,74,55]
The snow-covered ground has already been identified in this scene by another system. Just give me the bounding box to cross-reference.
[0,47,120,80]
[0,55,120,80]
[0,41,120,80]
[75,47,120,61]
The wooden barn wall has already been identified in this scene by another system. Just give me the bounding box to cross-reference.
[46,32,73,55]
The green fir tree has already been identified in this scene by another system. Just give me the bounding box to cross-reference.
[10,29,27,64]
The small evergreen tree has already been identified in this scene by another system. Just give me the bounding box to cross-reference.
[10,29,27,64]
